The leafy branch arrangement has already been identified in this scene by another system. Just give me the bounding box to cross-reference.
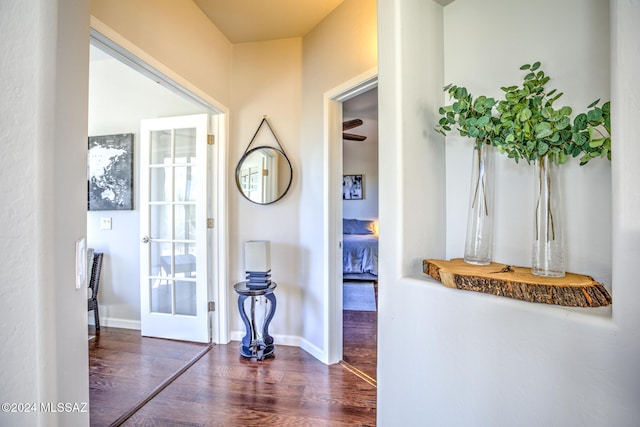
[435,85,499,215]
[493,61,611,166]
[435,85,499,150]
[435,61,611,167]
[435,61,610,274]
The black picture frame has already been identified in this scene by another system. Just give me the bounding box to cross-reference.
[88,133,134,211]
[342,174,363,200]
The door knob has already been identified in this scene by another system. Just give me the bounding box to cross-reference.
[141,236,150,244]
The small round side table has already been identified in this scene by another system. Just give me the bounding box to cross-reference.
[233,281,277,360]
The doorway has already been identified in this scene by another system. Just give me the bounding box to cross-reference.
[341,87,379,382]
[324,68,377,369]
[87,30,229,343]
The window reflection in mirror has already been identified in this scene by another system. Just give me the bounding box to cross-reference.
[236,146,292,204]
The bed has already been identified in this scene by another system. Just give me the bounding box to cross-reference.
[342,218,378,281]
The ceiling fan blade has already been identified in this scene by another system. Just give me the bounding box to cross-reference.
[343,132,367,141]
[343,119,363,131]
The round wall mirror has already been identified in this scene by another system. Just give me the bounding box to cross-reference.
[235,146,293,204]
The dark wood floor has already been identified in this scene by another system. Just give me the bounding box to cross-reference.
[89,327,376,426]
[342,282,377,382]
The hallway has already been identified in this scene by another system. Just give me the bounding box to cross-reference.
[89,327,376,426]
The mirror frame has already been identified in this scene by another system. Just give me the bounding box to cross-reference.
[235,146,293,205]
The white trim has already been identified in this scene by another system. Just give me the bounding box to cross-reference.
[90,317,141,330]
[323,68,378,365]
[228,331,325,361]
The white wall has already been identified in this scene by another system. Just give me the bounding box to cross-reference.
[228,38,303,345]
[87,46,204,328]
[0,0,90,426]
[343,88,379,221]
[377,0,640,426]
[300,0,378,359]
[91,0,233,108]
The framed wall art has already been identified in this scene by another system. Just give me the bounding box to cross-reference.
[342,174,363,200]
[88,133,134,211]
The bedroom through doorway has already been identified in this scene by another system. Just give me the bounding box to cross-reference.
[341,87,378,383]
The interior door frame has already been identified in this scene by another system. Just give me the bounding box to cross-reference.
[324,68,378,365]
[90,20,230,344]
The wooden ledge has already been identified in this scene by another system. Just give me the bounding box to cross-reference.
[423,258,612,307]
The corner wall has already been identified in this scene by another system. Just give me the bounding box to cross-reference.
[377,0,640,425]
[228,38,304,345]
[0,0,90,425]
[300,0,378,359]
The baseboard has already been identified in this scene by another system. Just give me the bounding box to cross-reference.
[229,330,327,364]
[89,317,141,330]
[299,337,326,363]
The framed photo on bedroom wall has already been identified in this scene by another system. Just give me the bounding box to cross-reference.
[343,174,363,200]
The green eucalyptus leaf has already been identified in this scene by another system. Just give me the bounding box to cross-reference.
[477,115,490,127]
[587,108,603,122]
[455,87,468,99]
[573,113,588,131]
[559,106,572,116]
[558,151,568,164]
[518,108,532,122]
[520,63,531,70]
[573,146,583,157]
[536,127,553,139]
[556,117,571,130]
[531,61,541,71]
[587,99,600,108]
[574,132,587,146]
[538,142,549,156]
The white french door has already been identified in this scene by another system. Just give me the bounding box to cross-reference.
[139,114,210,343]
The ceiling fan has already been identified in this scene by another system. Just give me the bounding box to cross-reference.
[343,119,366,141]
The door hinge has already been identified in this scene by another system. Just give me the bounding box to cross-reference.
[208,301,215,312]
[207,218,214,229]
[207,134,214,145]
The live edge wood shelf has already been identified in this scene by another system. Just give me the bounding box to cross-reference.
[423,258,612,308]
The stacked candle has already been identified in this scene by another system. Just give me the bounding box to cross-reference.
[244,240,271,288]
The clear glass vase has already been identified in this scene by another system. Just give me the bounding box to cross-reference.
[464,142,494,265]
[532,156,565,277]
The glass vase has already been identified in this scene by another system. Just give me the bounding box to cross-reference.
[532,156,565,277]
[464,142,494,265]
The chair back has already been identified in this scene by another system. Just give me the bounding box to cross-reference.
[89,253,104,299]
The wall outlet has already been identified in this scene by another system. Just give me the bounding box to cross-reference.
[100,217,112,230]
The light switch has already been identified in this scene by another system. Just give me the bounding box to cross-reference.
[100,217,112,230]
[76,238,87,289]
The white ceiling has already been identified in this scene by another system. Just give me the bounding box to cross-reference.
[192,0,345,43]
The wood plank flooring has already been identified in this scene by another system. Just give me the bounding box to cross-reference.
[88,327,209,426]
[89,327,376,426]
[342,282,378,382]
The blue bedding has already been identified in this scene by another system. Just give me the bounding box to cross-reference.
[343,234,378,277]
